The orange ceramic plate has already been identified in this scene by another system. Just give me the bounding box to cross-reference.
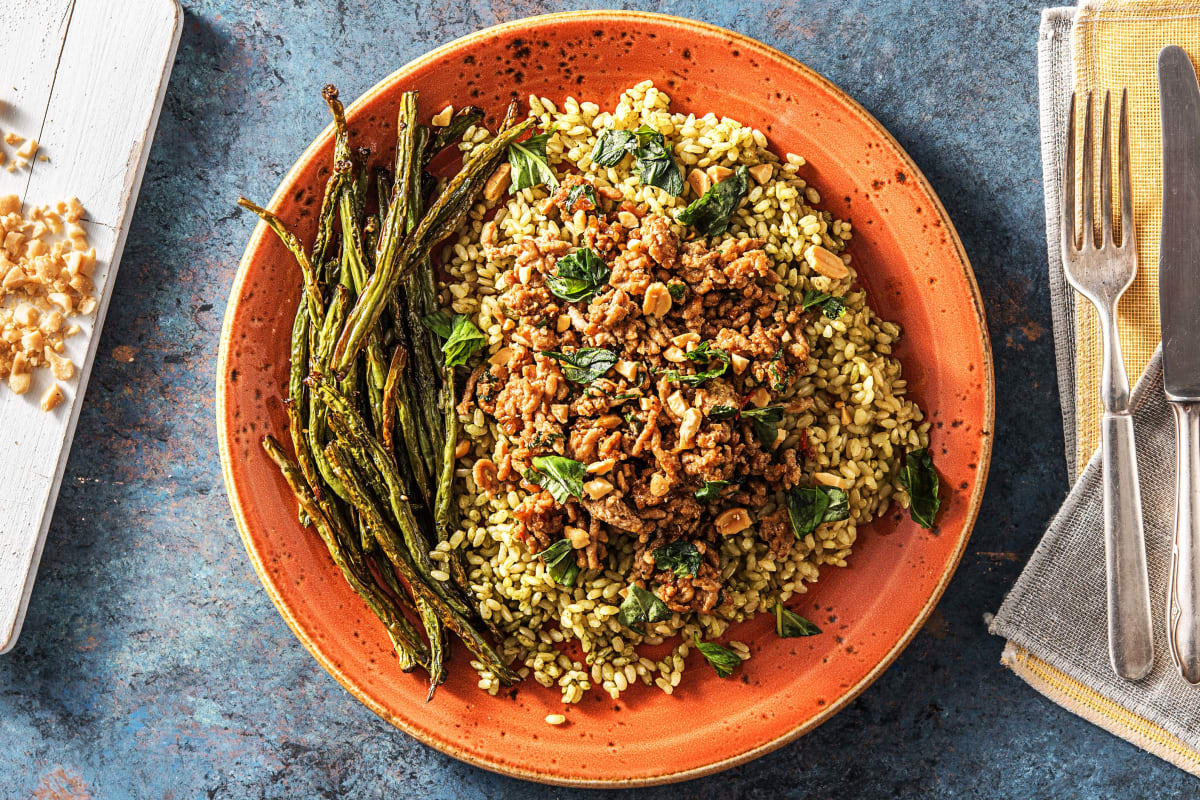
[216,11,993,787]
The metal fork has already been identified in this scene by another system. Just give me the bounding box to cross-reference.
[1061,89,1155,680]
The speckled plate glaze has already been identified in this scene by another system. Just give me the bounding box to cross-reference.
[216,11,993,787]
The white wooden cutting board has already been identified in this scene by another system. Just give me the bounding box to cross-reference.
[0,0,182,653]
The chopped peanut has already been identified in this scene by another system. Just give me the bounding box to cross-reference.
[715,508,752,536]
[431,105,454,127]
[40,382,63,411]
[642,282,672,317]
[677,408,703,449]
[483,163,512,203]
[748,163,774,184]
[686,168,710,197]
[730,353,750,375]
[804,244,850,279]
[0,194,95,407]
[705,165,733,184]
[564,525,590,549]
[583,478,614,500]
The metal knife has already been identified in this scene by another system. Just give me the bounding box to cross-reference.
[1159,44,1200,684]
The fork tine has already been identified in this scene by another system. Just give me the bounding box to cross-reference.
[1118,88,1135,249]
[1100,90,1114,246]
[1063,92,1077,253]
[1082,91,1096,248]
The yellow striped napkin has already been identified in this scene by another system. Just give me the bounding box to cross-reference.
[1071,0,1195,474]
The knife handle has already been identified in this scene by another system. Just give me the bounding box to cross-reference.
[1103,410,1155,680]
[1169,401,1200,683]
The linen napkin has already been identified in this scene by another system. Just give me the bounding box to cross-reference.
[990,1,1200,775]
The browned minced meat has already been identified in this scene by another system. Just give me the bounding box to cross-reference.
[462,193,821,612]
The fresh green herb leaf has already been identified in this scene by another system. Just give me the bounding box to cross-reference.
[898,448,941,529]
[523,455,586,504]
[786,485,850,538]
[421,310,454,339]
[618,584,671,633]
[821,296,846,319]
[774,604,822,637]
[542,347,618,384]
[540,539,581,587]
[508,131,558,193]
[767,351,791,393]
[694,634,741,678]
[677,165,750,236]
[546,247,611,303]
[564,182,598,211]
[695,480,731,501]
[441,314,487,367]
[659,342,730,387]
[611,391,641,403]
[801,289,832,310]
[801,289,846,320]
[686,341,730,365]
[741,405,783,445]
[528,430,564,449]
[632,124,683,196]
[591,129,639,166]
[653,541,702,577]
[708,405,740,421]
[667,282,686,302]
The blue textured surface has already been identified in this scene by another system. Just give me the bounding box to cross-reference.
[3,1,1193,797]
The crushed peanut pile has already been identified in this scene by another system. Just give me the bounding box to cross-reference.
[0,128,43,173]
[0,194,96,410]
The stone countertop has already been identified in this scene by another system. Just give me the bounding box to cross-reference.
[3,1,1191,797]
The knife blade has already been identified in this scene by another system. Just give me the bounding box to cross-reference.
[1161,45,1200,402]
[1159,44,1200,684]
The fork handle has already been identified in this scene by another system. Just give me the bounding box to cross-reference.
[1103,410,1155,679]
[1168,401,1200,683]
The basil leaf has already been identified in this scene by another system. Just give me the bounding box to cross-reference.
[632,124,683,196]
[618,584,671,633]
[802,289,846,320]
[695,481,731,501]
[694,634,741,678]
[421,310,454,339]
[786,485,850,538]
[708,405,740,421]
[801,289,832,310]
[507,131,558,193]
[611,391,641,403]
[767,351,790,393]
[821,296,846,319]
[441,314,487,367]
[591,129,639,166]
[660,341,730,387]
[546,247,611,303]
[677,165,750,236]
[775,604,822,638]
[564,182,598,211]
[528,430,564,449]
[899,448,941,529]
[741,405,783,445]
[686,341,730,365]
[653,541,702,577]
[542,347,617,384]
[540,538,580,587]
[667,282,686,302]
[523,455,585,504]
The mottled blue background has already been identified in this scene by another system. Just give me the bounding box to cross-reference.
[2,1,1187,797]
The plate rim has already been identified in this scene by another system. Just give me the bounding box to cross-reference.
[215,9,995,787]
